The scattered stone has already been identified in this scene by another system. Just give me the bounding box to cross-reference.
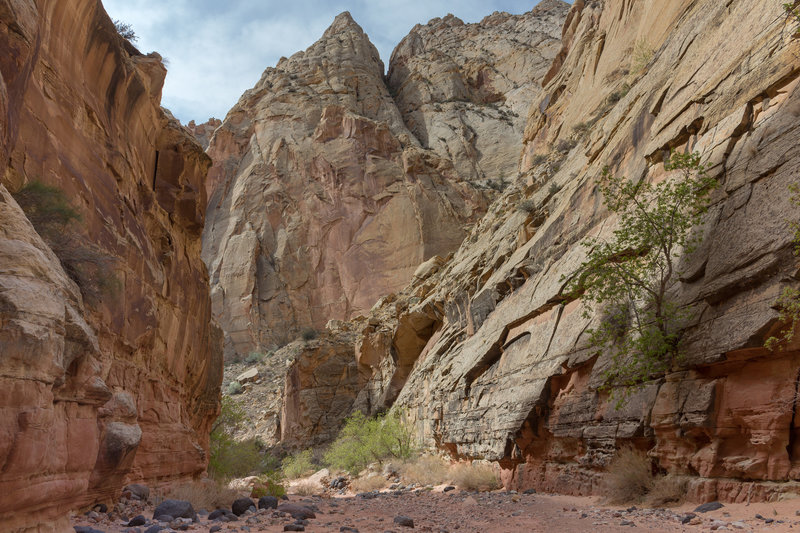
[284,525,305,532]
[74,527,105,533]
[123,484,150,501]
[232,497,255,516]
[443,486,455,492]
[210,526,222,533]
[523,489,537,495]
[620,520,635,526]
[143,526,164,533]
[340,527,359,532]
[695,502,724,513]
[93,503,108,513]
[152,499,197,522]
[127,515,147,527]
[259,495,279,510]
[394,515,415,528]
[277,503,316,520]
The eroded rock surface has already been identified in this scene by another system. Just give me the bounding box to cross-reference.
[276,0,800,503]
[202,6,567,358]
[0,1,221,530]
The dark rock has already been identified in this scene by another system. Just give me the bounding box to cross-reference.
[123,484,150,501]
[127,515,147,527]
[340,527,360,532]
[92,503,108,513]
[394,516,415,528]
[232,497,255,516]
[152,499,197,522]
[620,520,635,526]
[680,513,697,524]
[523,489,537,495]
[210,527,222,533]
[443,486,455,492]
[153,515,173,523]
[284,525,305,532]
[144,526,164,533]
[277,503,316,520]
[694,502,724,513]
[209,509,238,522]
[74,527,105,533]
[259,495,279,510]
[281,494,289,500]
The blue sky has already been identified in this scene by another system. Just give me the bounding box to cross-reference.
[102,1,560,124]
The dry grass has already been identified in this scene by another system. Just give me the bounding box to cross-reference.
[451,462,500,492]
[605,447,654,504]
[292,480,323,496]
[350,474,388,493]
[400,455,451,486]
[646,475,689,507]
[152,480,241,510]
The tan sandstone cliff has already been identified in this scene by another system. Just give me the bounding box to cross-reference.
[202,4,568,359]
[0,1,221,531]
[276,0,800,503]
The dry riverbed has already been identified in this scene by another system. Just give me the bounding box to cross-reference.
[71,487,800,533]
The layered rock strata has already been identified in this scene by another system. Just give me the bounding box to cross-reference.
[202,5,567,358]
[0,1,221,530]
[280,0,800,503]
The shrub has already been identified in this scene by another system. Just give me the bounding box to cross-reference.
[301,327,318,341]
[251,471,286,498]
[517,199,537,213]
[785,3,800,36]
[292,480,323,496]
[350,474,387,493]
[630,40,653,75]
[152,480,240,510]
[548,183,562,196]
[555,138,578,152]
[572,122,591,138]
[451,462,499,492]
[531,154,548,166]
[400,455,451,486]
[607,83,631,105]
[227,381,243,395]
[605,447,654,504]
[12,181,118,305]
[564,151,716,406]
[245,351,264,365]
[282,449,316,479]
[646,474,688,507]
[209,396,267,480]
[113,19,138,42]
[323,410,416,475]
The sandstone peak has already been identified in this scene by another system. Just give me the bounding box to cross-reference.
[325,10,366,37]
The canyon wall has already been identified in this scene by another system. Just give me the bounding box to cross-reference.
[279,0,800,503]
[0,1,221,531]
[202,2,568,359]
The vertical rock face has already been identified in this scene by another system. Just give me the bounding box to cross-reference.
[202,7,567,359]
[0,1,221,530]
[388,0,568,185]
[319,0,800,503]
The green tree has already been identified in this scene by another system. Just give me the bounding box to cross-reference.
[565,152,716,406]
[113,19,138,42]
[765,183,800,350]
[209,396,266,479]
[323,410,416,475]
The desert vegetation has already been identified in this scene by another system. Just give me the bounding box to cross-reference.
[12,181,118,305]
[565,152,716,406]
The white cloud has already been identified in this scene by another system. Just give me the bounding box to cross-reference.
[101,0,563,123]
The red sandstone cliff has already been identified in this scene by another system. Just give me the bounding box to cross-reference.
[202,5,568,359]
[269,0,800,503]
[0,1,221,530]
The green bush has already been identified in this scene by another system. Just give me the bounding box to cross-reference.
[12,181,118,305]
[323,410,416,475]
[565,151,716,407]
[226,381,243,395]
[209,397,259,479]
[282,449,316,479]
[245,351,264,365]
[517,199,537,213]
[113,19,138,42]
[301,327,318,341]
